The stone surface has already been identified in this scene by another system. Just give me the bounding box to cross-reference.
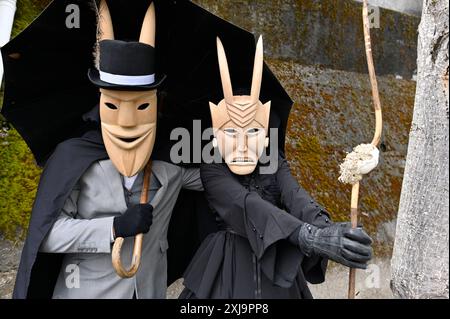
[309,259,394,299]
[354,0,422,16]
[193,0,420,78]
[167,260,394,299]
[376,219,397,244]
[0,239,22,299]
[0,239,394,299]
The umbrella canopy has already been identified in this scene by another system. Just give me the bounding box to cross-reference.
[1,0,98,166]
[1,0,293,166]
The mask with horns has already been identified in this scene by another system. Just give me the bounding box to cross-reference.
[209,36,271,175]
[88,0,165,177]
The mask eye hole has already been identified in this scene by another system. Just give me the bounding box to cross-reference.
[138,103,150,110]
[246,128,262,136]
[105,103,118,110]
[223,128,238,136]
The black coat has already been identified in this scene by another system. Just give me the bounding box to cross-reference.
[181,156,331,299]
[13,129,214,299]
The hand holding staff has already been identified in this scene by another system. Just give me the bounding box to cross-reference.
[112,162,153,278]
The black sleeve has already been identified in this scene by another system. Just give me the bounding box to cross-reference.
[200,163,303,257]
[276,156,332,227]
[200,163,304,288]
[275,155,331,284]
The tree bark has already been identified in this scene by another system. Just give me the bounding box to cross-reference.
[391,0,449,299]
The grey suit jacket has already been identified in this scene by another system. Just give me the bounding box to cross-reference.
[40,160,202,299]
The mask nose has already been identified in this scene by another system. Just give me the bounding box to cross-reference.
[117,102,137,127]
[236,133,248,153]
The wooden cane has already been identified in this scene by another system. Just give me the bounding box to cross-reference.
[112,161,152,278]
[348,183,360,299]
[347,0,383,299]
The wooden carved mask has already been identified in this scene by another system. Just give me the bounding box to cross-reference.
[209,36,271,175]
[97,1,157,177]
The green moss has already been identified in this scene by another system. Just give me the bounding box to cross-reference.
[11,0,52,38]
[0,123,41,240]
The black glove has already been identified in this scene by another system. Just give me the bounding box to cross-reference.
[113,204,153,239]
[297,222,373,269]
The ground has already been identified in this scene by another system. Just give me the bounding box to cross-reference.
[0,239,22,299]
[0,239,393,299]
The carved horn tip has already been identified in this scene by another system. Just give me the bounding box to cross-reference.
[216,37,234,103]
[251,35,264,101]
[139,1,156,46]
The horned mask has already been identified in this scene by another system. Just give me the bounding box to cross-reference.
[209,36,271,175]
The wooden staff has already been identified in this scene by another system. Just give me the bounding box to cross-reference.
[112,161,152,278]
[348,0,383,299]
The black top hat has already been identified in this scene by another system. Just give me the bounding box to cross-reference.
[88,40,166,91]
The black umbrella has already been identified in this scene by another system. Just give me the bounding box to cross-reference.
[1,0,98,166]
[153,0,293,162]
[1,0,293,167]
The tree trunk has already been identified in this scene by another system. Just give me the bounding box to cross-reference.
[390,0,449,299]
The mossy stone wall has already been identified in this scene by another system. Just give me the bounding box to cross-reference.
[268,60,415,254]
[193,0,419,79]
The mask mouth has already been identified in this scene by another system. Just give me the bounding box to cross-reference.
[230,157,255,165]
[119,137,140,143]
[101,123,156,150]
